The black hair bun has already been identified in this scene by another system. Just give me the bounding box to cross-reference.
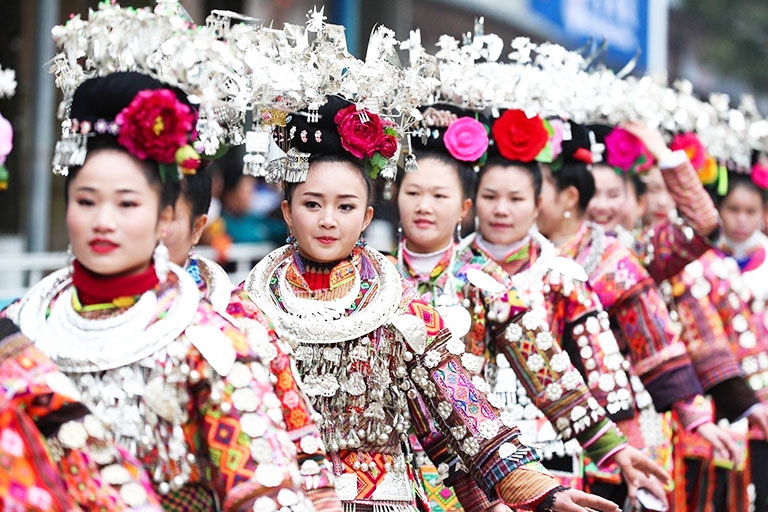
[412,104,490,158]
[284,96,350,157]
[70,71,192,123]
[560,121,592,164]
[585,124,612,147]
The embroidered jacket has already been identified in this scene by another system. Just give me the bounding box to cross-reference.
[619,156,718,283]
[469,232,633,440]
[187,254,341,510]
[397,239,627,457]
[0,318,162,511]
[5,266,312,512]
[559,222,708,427]
[395,239,627,508]
[244,245,561,510]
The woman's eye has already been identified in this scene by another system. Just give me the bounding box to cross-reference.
[339,204,356,212]
[406,190,419,196]
[119,201,138,208]
[304,201,320,209]
[435,194,447,199]
[76,198,94,207]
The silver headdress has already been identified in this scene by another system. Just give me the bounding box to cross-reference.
[49,0,253,175]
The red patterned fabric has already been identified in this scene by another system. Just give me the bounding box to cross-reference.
[0,320,162,511]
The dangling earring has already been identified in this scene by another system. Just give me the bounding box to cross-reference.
[355,233,367,249]
[286,233,299,250]
[455,221,463,242]
[563,210,572,219]
[397,225,403,245]
[66,243,74,275]
[154,239,169,282]
[474,215,479,232]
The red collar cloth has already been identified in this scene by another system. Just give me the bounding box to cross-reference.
[72,259,159,306]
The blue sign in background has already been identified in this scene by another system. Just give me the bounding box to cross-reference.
[530,0,649,71]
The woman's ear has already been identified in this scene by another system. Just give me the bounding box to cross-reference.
[460,198,473,221]
[157,205,174,239]
[191,214,209,246]
[361,205,375,232]
[280,200,294,234]
[564,185,580,212]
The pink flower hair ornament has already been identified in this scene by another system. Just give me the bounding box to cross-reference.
[604,127,655,176]
[0,112,12,190]
[334,105,399,179]
[115,88,200,182]
[443,116,489,162]
[670,132,706,171]
[751,158,768,190]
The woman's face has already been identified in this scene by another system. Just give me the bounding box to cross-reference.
[536,165,570,238]
[281,160,374,263]
[643,167,674,224]
[397,157,472,253]
[475,164,539,245]
[67,149,170,277]
[586,164,626,232]
[222,175,255,216]
[165,195,208,266]
[719,184,764,243]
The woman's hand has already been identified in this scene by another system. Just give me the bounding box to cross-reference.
[748,403,768,438]
[620,121,672,162]
[611,445,670,509]
[544,488,620,512]
[696,421,740,462]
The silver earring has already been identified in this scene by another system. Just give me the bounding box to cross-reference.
[154,239,169,282]
[563,210,572,219]
[456,222,463,242]
[474,215,479,232]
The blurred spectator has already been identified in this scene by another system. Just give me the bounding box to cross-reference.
[202,149,286,261]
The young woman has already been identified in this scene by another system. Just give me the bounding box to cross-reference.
[165,161,343,511]
[394,106,668,509]
[586,124,717,283]
[536,119,740,507]
[4,72,312,512]
[242,96,620,512]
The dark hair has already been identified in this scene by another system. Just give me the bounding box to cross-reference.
[476,157,542,199]
[63,72,194,210]
[714,171,768,207]
[628,174,647,198]
[283,153,375,207]
[179,168,212,227]
[544,162,595,212]
[396,150,476,199]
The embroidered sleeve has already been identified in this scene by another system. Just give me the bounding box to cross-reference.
[606,269,703,411]
[671,395,712,431]
[700,259,768,403]
[484,281,628,468]
[661,156,719,240]
[634,157,718,281]
[186,305,312,512]
[226,290,339,510]
[664,266,743,391]
[399,293,559,506]
[0,319,162,511]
